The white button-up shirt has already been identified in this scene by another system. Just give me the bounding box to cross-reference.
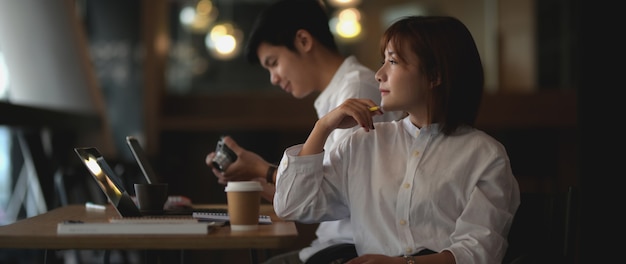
[274,118,520,264]
[298,55,404,261]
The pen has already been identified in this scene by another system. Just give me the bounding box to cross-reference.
[368,106,380,112]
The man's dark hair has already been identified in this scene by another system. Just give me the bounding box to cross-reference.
[245,0,339,64]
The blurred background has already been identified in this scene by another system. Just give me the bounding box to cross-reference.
[0,0,581,263]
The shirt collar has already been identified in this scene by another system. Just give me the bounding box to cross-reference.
[401,117,440,138]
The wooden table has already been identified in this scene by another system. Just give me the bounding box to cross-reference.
[0,204,298,263]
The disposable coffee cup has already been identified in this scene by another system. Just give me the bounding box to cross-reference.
[225,181,263,231]
[134,183,168,214]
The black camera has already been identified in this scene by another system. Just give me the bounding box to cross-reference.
[211,137,237,172]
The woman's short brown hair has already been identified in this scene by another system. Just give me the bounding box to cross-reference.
[380,16,484,135]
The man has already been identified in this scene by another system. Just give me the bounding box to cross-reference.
[205,1,403,263]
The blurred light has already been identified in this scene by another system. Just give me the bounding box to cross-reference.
[215,35,236,54]
[336,19,361,39]
[196,0,214,15]
[155,32,170,56]
[327,0,361,8]
[179,6,196,26]
[330,8,362,40]
[339,7,361,21]
[178,0,218,34]
[205,22,243,60]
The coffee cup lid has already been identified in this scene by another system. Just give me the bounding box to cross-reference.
[224,181,263,192]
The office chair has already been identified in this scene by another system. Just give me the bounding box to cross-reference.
[503,186,579,264]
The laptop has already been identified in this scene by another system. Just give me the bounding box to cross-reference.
[125,136,163,184]
[74,147,225,217]
[74,147,143,217]
[125,136,197,210]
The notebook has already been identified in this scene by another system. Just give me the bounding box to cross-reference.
[74,147,224,217]
[57,210,225,235]
[193,212,272,225]
[57,219,218,235]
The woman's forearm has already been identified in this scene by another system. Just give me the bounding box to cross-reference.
[299,120,333,156]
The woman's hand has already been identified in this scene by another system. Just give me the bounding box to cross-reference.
[300,98,382,156]
[317,98,382,132]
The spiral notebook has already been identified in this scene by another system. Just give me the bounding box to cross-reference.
[192,212,272,224]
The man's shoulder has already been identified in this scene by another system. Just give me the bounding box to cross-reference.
[342,56,375,74]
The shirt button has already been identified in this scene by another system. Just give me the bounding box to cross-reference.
[413,150,420,156]
[399,220,407,225]
[403,183,411,189]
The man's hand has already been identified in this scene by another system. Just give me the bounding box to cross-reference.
[205,136,269,184]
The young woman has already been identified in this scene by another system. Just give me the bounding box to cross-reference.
[273,16,520,264]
